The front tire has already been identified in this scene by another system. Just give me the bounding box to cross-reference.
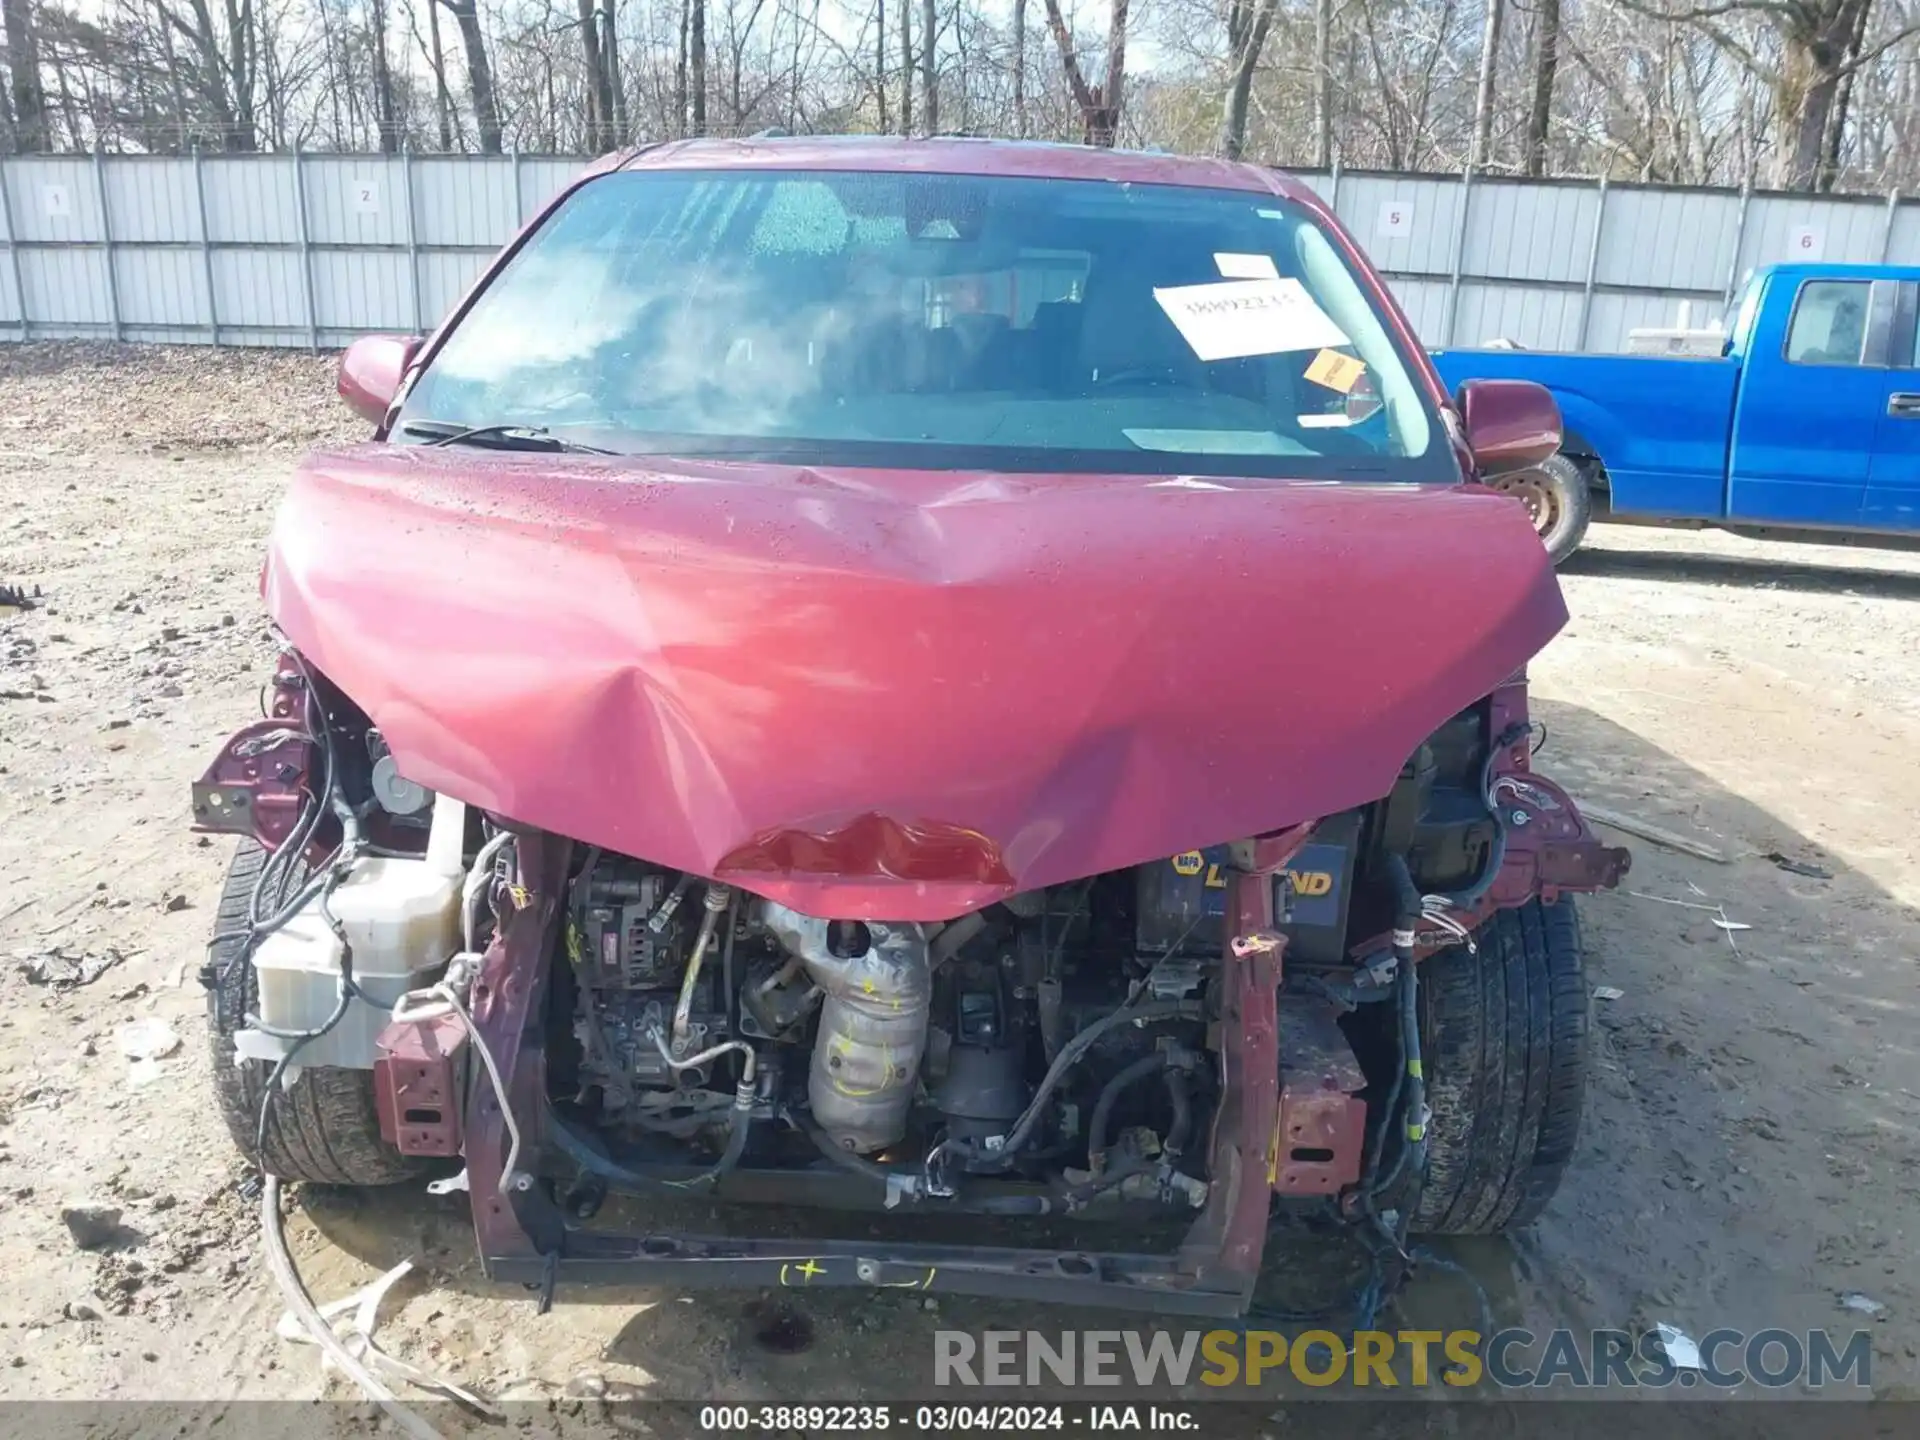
[206,841,423,1186]
[1411,898,1587,1235]
[1492,453,1592,565]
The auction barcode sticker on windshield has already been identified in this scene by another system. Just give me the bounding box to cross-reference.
[1154,279,1349,362]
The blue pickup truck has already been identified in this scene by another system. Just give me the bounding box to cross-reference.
[1431,263,1920,562]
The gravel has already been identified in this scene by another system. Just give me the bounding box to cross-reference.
[0,343,358,461]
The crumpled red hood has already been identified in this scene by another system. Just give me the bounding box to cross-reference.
[264,447,1565,920]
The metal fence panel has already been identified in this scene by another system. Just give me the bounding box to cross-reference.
[0,173,21,329]
[304,156,409,247]
[1335,173,1466,284]
[202,156,300,244]
[1454,282,1588,350]
[1585,290,1718,349]
[6,157,102,244]
[114,245,203,328]
[19,246,111,333]
[1466,179,1598,285]
[1596,186,1741,295]
[212,249,306,331]
[1738,192,1888,275]
[1887,203,1920,265]
[5,153,1920,354]
[311,248,413,337]
[413,157,518,247]
[103,158,197,243]
[1381,277,1451,341]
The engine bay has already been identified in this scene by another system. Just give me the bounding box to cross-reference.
[548,848,1281,1212]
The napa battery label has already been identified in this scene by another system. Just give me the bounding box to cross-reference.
[1138,842,1348,953]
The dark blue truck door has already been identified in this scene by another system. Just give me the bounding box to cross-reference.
[1727,276,1895,528]
[1865,281,1920,530]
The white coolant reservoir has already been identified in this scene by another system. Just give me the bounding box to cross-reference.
[235,796,467,1071]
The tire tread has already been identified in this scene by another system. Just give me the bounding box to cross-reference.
[207,841,422,1186]
[1411,897,1587,1234]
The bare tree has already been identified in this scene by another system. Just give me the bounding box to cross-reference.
[1041,0,1128,144]
[1524,0,1560,174]
[1313,0,1332,165]
[6,0,1920,199]
[577,0,613,147]
[918,0,933,130]
[414,0,455,148]
[692,0,706,132]
[152,0,261,149]
[435,0,500,151]
[897,0,909,132]
[1220,0,1276,158]
[369,0,400,150]
[873,0,886,130]
[1011,0,1026,136]
[1617,0,1920,188]
[1470,0,1502,166]
[4,0,52,148]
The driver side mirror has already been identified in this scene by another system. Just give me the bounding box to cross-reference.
[1456,378,1561,476]
[338,335,422,426]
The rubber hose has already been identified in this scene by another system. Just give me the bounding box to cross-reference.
[1422,723,1529,910]
[1383,853,1423,931]
[799,1111,909,1186]
[977,999,1203,1167]
[546,1106,748,1192]
[1371,958,1424,1198]
[1397,954,1429,1177]
[1163,1066,1193,1158]
[1088,1053,1172,1167]
[1358,972,1408,1200]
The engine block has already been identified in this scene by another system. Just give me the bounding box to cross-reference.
[569,859,726,1108]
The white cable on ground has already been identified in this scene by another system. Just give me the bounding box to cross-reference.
[260,1175,444,1440]
[275,1257,502,1419]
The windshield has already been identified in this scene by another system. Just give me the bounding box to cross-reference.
[398,168,1445,479]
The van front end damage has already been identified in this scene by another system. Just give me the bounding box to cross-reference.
[196,445,1627,1324]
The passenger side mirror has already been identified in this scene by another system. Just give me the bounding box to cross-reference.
[1456,378,1561,476]
[338,335,422,426]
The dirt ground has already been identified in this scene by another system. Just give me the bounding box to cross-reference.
[2,343,1917,1420]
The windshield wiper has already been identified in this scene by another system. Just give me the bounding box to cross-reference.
[399,420,614,455]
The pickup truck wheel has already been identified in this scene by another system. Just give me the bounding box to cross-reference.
[1493,455,1592,565]
[1409,898,1587,1235]
[205,841,424,1186]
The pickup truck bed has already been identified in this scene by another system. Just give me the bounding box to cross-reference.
[1431,349,1739,519]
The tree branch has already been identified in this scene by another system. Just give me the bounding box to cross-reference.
[1610,0,1803,23]
[1837,18,1920,77]
[1039,0,1097,115]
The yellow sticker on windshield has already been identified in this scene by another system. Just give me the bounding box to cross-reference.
[1305,348,1365,394]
